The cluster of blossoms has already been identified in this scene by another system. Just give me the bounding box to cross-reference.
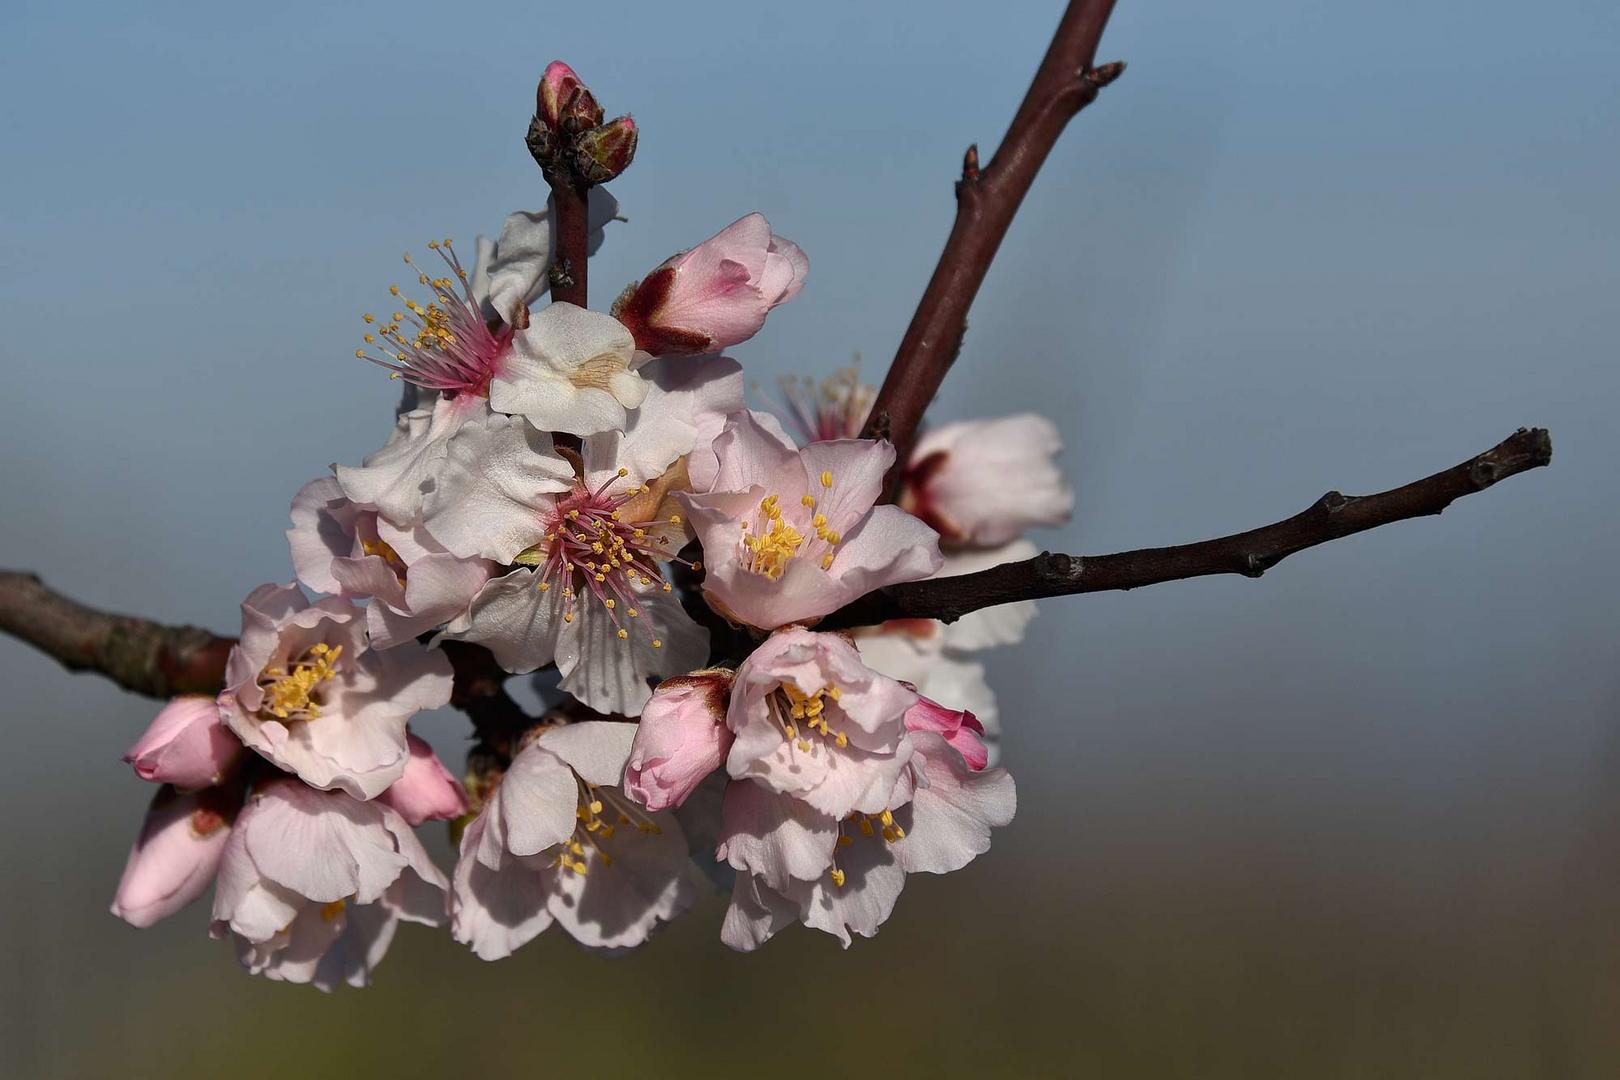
[109,62,1072,988]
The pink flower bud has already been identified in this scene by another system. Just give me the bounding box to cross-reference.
[537,60,586,130]
[123,695,243,789]
[377,734,469,826]
[111,785,236,929]
[901,414,1072,548]
[903,696,989,771]
[613,213,808,357]
[624,672,734,811]
[575,115,638,184]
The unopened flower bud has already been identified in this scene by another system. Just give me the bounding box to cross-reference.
[900,414,1073,548]
[378,733,469,826]
[624,670,734,811]
[123,695,243,789]
[559,83,604,135]
[575,115,639,184]
[613,213,808,357]
[537,60,586,131]
[110,785,237,929]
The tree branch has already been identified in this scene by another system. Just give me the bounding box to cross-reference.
[545,176,590,307]
[862,0,1123,494]
[0,571,533,743]
[0,571,234,698]
[823,428,1553,628]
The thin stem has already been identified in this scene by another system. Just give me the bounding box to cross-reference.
[822,428,1553,628]
[546,173,591,307]
[863,0,1123,496]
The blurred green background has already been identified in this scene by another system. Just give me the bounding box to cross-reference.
[3,0,1617,1076]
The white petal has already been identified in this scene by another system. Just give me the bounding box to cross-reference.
[442,568,563,675]
[489,302,644,436]
[450,815,555,961]
[241,785,407,904]
[494,741,582,858]
[420,411,571,562]
[335,396,485,525]
[716,780,838,890]
[583,356,744,489]
[720,873,798,952]
[534,721,637,787]
[892,733,1016,874]
[545,804,699,949]
[936,539,1040,650]
[793,835,905,947]
[555,581,709,717]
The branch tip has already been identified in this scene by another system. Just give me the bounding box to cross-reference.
[1086,60,1127,87]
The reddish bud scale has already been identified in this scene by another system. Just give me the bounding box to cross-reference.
[611,267,712,356]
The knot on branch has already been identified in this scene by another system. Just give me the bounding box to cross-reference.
[1316,490,1352,513]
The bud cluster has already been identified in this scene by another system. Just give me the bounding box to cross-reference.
[525,60,639,185]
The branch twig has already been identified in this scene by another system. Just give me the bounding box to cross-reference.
[862,0,1123,495]
[823,428,1552,628]
[545,176,590,307]
[0,571,233,698]
[0,572,534,742]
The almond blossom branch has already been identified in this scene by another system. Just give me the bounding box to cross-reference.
[823,427,1553,628]
[0,571,533,739]
[0,570,234,698]
[862,0,1124,493]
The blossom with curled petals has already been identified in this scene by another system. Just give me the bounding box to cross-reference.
[210,780,446,991]
[451,722,700,961]
[288,476,494,649]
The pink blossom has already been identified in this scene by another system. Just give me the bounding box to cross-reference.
[218,584,454,800]
[210,780,446,990]
[613,213,807,357]
[123,695,243,790]
[288,476,494,649]
[679,412,943,631]
[723,628,917,818]
[111,785,237,929]
[721,731,1016,951]
[902,413,1073,548]
[439,358,740,716]
[451,722,700,960]
[378,734,469,826]
[623,672,734,812]
[487,302,650,437]
[351,196,620,390]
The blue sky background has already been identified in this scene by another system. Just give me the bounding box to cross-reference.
[2,1,1617,1075]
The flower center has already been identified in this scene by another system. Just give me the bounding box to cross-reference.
[519,469,698,650]
[354,239,513,396]
[826,809,907,890]
[739,471,843,578]
[768,681,847,753]
[554,780,664,876]
[256,643,342,721]
[360,537,407,584]
[773,365,874,442]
